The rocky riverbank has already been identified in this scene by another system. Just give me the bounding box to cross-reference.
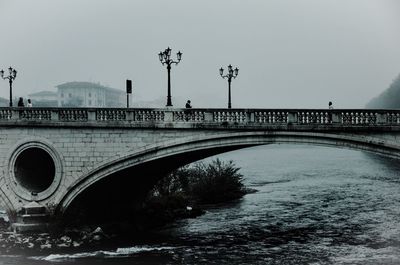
[0,204,204,254]
[0,225,113,254]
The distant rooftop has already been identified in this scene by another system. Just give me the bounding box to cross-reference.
[28,91,57,97]
[56,81,124,94]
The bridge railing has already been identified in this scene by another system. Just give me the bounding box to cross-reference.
[0,107,400,126]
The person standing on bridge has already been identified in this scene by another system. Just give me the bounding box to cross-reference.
[17,97,24,107]
[328,101,334,123]
[27,99,32,107]
[185,100,192,109]
[185,100,192,121]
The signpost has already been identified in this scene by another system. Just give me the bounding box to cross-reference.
[126,79,132,108]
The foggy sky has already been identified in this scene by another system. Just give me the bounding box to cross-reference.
[0,0,399,108]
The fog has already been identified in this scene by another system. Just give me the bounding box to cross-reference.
[0,0,399,108]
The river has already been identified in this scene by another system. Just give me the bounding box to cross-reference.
[1,144,400,264]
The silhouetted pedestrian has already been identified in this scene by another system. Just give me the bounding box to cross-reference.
[328,101,334,123]
[17,97,24,107]
[184,100,192,121]
[185,100,192,109]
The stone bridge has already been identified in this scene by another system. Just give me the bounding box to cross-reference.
[1,107,400,228]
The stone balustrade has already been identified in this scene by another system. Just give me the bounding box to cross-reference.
[0,107,399,127]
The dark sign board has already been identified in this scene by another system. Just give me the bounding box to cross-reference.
[126,79,132,94]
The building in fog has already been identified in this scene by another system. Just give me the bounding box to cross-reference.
[56,82,125,107]
[27,91,58,107]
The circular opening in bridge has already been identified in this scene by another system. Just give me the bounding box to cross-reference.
[14,147,55,193]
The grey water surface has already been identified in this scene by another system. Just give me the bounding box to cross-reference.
[1,144,399,265]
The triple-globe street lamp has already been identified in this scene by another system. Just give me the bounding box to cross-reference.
[0,67,17,107]
[219,64,239,109]
[158,47,182,107]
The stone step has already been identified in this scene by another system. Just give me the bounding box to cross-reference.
[17,213,49,224]
[12,202,51,233]
[12,223,50,233]
[22,202,46,215]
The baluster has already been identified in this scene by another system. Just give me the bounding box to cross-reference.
[302,112,306,124]
[361,113,366,124]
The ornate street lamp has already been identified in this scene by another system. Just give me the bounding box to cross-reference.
[158,47,182,107]
[219,64,239,109]
[0,67,17,107]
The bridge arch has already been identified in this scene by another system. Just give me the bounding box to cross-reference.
[57,130,400,215]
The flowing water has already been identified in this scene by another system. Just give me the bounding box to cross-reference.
[1,144,400,264]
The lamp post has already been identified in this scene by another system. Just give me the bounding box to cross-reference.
[219,64,239,109]
[158,47,182,107]
[0,67,17,107]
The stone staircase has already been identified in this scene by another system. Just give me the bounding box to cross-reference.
[12,202,50,233]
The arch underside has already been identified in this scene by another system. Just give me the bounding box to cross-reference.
[58,131,400,215]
